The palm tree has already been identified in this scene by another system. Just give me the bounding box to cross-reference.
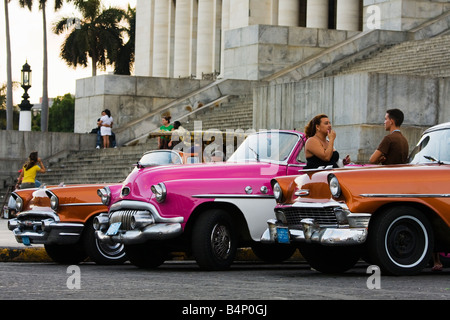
[114,4,135,75]
[18,0,69,132]
[53,0,126,76]
[4,0,13,130]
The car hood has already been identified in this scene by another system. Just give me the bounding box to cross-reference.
[117,161,285,202]
[288,163,450,205]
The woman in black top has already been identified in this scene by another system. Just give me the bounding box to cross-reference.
[303,114,350,169]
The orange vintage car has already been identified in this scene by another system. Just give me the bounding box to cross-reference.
[7,149,184,264]
[261,122,450,276]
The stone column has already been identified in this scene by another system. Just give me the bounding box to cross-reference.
[197,0,215,78]
[220,0,230,77]
[174,0,194,78]
[336,0,360,31]
[306,0,328,29]
[153,0,171,77]
[134,0,154,76]
[278,0,300,27]
[229,0,250,29]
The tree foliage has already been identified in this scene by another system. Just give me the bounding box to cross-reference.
[53,0,135,76]
[48,93,75,132]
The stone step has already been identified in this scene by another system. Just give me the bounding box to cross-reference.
[339,34,450,77]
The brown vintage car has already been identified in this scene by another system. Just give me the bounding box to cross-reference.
[8,184,125,264]
[7,149,185,264]
[261,122,450,276]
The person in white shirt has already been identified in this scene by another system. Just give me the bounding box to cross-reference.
[98,109,113,148]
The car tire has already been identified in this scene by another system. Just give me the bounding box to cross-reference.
[44,243,87,264]
[297,243,361,274]
[191,209,238,270]
[251,243,297,263]
[82,219,127,265]
[124,242,168,268]
[367,206,433,276]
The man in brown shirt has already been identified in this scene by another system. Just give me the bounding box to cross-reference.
[369,109,409,165]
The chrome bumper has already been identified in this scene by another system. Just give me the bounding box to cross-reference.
[95,223,183,245]
[94,200,184,245]
[8,212,84,245]
[260,218,368,245]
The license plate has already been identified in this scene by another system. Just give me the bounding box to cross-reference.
[106,222,121,236]
[276,227,290,244]
[22,236,31,246]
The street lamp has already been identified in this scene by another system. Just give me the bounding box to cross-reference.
[18,61,33,131]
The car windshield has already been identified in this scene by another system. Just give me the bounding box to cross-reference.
[138,151,182,167]
[228,131,300,163]
[409,128,450,164]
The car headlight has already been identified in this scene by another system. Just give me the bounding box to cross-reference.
[15,197,23,212]
[328,174,341,198]
[151,183,167,203]
[50,194,59,210]
[273,182,283,203]
[97,187,111,206]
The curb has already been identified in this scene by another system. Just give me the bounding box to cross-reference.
[0,247,304,263]
[0,247,52,263]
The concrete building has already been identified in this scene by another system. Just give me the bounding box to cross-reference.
[73,0,450,162]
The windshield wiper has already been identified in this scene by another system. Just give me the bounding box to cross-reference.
[424,155,444,164]
[248,147,260,162]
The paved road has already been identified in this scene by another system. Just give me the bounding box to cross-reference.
[1,260,450,301]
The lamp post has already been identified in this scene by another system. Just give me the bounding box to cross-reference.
[18,61,33,131]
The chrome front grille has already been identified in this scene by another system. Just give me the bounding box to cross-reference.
[280,207,338,226]
[109,210,149,231]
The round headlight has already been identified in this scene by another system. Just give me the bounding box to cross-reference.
[151,183,167,203]
[15,197,23,212]
[50,195,59,210]
[97,187,111,206]
[273,182,283,203]
[328,175,341,198]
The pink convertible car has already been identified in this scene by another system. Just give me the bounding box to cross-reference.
[95,130,315,270]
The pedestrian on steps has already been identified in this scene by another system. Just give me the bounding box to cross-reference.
[16,151,46,189]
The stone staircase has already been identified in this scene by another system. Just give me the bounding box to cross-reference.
[41,141,160,186]
[0,96,255,199]
[179,95,254,132]
[337,34,450,77]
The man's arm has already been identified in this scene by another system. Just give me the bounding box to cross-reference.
[369,149,386,164]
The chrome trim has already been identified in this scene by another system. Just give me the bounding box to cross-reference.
[290,200,348,209]
[8,211,84,245]
[192,194,274,199]
[95,223,182,245]
[261,218,367,245]
[109,200,184,223]
[60,202,104,207]
[360,193,450,198]
[294,189,310,196]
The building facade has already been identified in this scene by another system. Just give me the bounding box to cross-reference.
[134,0,450,80]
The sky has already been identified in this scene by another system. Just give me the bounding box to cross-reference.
[0,0,136,105]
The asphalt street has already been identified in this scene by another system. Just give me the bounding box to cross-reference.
[2,218,450,304]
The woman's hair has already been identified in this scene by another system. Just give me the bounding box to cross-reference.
[25,151,38,170]
[104,109,111,117]
[162,116,171,123]
[173,121,181,129]
[304,114,328,138]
